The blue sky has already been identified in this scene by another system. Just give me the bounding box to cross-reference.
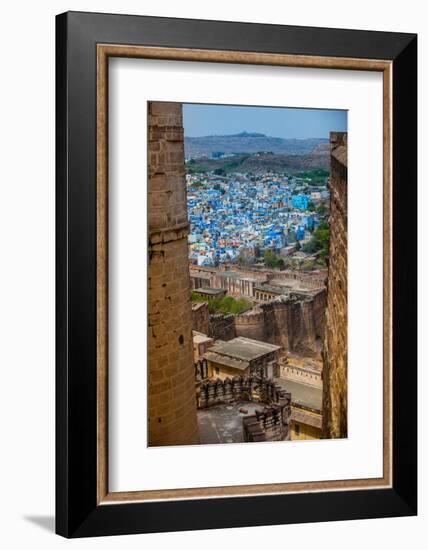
[183,103,347,139]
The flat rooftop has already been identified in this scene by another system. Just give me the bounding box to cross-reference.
[216,270,238,278]
[216,271,258,282]
[208,337,281,362]
[194,287,225,295]
[203,350,249,371]
[198,401,264,444]
[269,278,310,291]
[254,284,288,295]
[276,378,322,411]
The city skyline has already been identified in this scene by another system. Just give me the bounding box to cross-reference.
[183,103,347,139]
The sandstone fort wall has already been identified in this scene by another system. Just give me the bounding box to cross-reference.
[322,132,348,439]
[148,102,199,446]
[208,313,236,341]
[192,302,209,335]
[234,292,326,353]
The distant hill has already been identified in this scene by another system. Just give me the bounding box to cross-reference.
[311,142,331,156]
[184,132,328,158]
[238,152,330,173]
[186,151,330,175]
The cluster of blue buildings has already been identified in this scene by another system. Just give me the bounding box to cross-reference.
[186,172,327,266]
[291,194,310,210]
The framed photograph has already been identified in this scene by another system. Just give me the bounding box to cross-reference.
[56,11,417,537]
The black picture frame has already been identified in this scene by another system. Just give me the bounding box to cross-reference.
[56,11,417,538]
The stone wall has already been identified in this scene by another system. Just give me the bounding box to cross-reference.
[198,375,289,407]
[191,302,209,334]
[281,364,322,388]
[198,376,292,442]
[190,289,326,353]
[148,102,199,446]
[312,288,327,338]
[234,290,326,353]
[189,265,327,295]
[243,405,290,442]
[322,132,348,439]
[208,313,236,341]
[234,308,266,342]
[269,269,327,289]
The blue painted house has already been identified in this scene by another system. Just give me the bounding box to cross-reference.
[292,194,309,210]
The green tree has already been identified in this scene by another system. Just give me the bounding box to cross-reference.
[237,250,254,267]
[213,182,225,195]
[316,202,328,216]
[191,292,252,315]
[263,250,284,269]
[301,258,315,271]
[218,296,234,314]
[230,298,252,314]
[295,168,330,185]
[302,220,329,260]
[208,298,221,314]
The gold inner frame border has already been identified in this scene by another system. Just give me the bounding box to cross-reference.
[96,44,392,504]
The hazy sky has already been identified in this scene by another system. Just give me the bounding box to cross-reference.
[183,103,347,139]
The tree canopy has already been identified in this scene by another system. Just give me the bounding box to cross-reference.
[302,220,330,261]
[190,292,252,315]
[263,249,284,268]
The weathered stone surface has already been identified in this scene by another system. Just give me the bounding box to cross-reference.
[191,301,209,334]
[197,376,292,442]
[208,313,236,341]
[148,102,199,446]
[234,290,326,354]
[322,132,348,439]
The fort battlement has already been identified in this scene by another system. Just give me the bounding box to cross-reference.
[234,309,265,324]
[208,313,236,341]
[198,375,292,442]
[190,287,326,356]
[234,291,326,354]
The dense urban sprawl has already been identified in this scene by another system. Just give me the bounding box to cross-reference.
[186,169,330,267]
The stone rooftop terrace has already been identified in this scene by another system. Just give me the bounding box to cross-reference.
[254,284,288,294]
[197,401,265,444]
[194,287,225,295]
[209,336,281,362]
[277,378,322,411]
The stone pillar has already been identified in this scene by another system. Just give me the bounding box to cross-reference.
[322,132,348,439]
[148,102,199,446]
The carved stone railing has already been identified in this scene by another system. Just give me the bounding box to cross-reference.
[197,375,292,442]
